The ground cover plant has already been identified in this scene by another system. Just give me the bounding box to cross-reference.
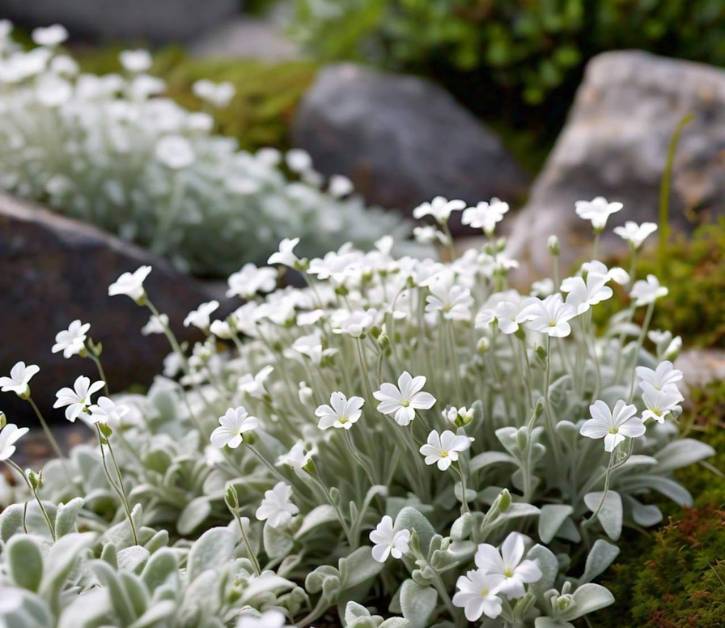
[0,23,404,277]
[0,190,716,626]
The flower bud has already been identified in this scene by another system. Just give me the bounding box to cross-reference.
[477,337,490,354]
[498,488,512,512]
[0,411,6,429]
[225,484,239,510]
[547,235,560,256]
[27,469,42,490]
[302,457,317,475]
[99,422,113,439]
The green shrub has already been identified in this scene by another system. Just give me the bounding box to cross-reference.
[595,381,725,627]
[290,0,725,143]
[596,219,725,348]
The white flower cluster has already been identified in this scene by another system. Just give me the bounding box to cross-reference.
[0,22,406,276]
[0,191,711,628]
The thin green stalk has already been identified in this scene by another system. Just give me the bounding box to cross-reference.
[95,425,138,545]
[231,508,261,575]
[658,113,694,276]
[5,460,55,541]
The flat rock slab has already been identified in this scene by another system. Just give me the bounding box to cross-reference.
[0,0,239,43]
[0,194,208,422]
[292,63,529,228]
[508,51,725,277]
[190,17,303,61]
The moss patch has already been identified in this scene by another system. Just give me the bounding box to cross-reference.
[594,381,725,627]
[597,219,725,348]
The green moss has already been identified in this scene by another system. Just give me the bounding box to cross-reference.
[595,381,725,627]
[76,46,318,151]
[597,219,725,348]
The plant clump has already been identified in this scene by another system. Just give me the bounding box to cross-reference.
[0,22,405,277]
[0,186,716,626]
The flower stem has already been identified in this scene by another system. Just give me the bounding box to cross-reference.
[5,460,55,541]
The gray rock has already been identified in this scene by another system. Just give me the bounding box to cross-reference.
[0,194,210,422]
[190,17,302,61]
[0,0,239,43]
[508,51,725,277]
[292,64,528,226]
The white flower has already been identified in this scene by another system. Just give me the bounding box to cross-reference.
[425,275,473,321]
[531,278,554,297]
[519,293,577,337]
[210,407,259,449]
[419,430,472,470]
[298,381,313,405]
[373,372,436,426]
[443,406,474,425]
[641,385,683,423]
[155,135,195,169]
[331,309,378,337]
[192,79,235,107]
[88,397,128,426]
[255,482,299,528]
[575,196,623,230]
[32,24,68,47]
[184,300,220,331]
[413,196,465,223]
[239,366,273,400]
[462,199,509,235]
[329,175,353,198]
[453,570,504,621]
[476,297,534,335]
[276,441,312,470]
[119,49,152,73]
[0,424,29,461]
[236,610,286,628]
[413,225,447,245]
[561,273,613,314]
[36,74,72,107]
[315,392,364,430]
[227,264,277,298]
[579,399,645,452]
[0,362,40,397]
[141,313,168,335]
[286,149,312,173]
[268,238,301,267]
[369,515,411,562]
[51,320,91,358]
[581,260,629,285]
[631,275,668,306]
[636,361,683,393]
[614,221,657,249]
[108,266,152,302]
[474,532,542,599]
[53,376,105,422]
[291,332,325,365]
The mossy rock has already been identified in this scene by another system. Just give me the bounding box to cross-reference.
[76,45,318,151]
[595,381,725,627]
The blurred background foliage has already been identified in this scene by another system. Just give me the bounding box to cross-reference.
[289,0,724,150]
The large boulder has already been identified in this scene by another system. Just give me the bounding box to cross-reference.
[0,0,239,43]
[0,195,209,422]
[292,64,528,226]
[508,51,725,276]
